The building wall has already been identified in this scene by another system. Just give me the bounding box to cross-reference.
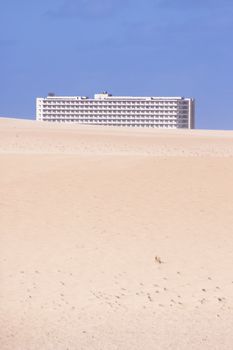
[36,93,195,129]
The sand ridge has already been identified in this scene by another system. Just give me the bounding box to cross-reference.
[1,117,233,156]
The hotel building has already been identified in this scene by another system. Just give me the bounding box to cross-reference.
[36,92,195,129]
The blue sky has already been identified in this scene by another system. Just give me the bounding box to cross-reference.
[1,0,233,129]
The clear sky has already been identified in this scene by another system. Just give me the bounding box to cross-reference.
[1,0,233,129]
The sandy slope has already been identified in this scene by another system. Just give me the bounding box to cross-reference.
[1,118,233,349]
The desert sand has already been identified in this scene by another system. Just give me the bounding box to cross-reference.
[1,117,233,349]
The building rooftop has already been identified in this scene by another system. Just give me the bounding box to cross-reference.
[44,92,190,101]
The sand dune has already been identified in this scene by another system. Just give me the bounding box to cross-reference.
[1,118,233,349]
[1,117,233,157]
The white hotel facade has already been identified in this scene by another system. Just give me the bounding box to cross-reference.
[36,92,195,129]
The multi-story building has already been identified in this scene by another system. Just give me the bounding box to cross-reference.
[36,92,195,129]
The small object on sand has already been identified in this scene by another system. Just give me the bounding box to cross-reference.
[155,256,163,264]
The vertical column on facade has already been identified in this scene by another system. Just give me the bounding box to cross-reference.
[188,99,195,129]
